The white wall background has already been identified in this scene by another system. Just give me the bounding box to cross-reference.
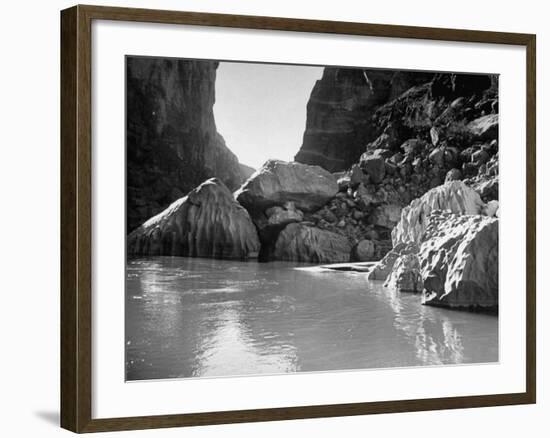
[0,0,546,437]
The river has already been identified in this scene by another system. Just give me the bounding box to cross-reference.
[126,256,498,380]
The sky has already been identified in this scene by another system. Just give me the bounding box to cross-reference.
[214,61,323,169]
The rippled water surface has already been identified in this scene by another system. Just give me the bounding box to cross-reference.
[126,257,498,380]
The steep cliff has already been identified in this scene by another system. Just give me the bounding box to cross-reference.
[295,68,433,171]
[126,57,245,232]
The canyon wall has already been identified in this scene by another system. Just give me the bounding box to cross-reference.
[294,68,433,171]
[126,57,246,232]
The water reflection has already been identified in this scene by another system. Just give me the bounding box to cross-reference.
[126,257,498,380]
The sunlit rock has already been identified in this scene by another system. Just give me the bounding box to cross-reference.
[367,242,419,281]
[392,181,486,246]
[384,253,423,293]
[235,160,338,213]
[420,212,498,310]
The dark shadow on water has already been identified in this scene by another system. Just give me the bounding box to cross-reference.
[34,410,59,427]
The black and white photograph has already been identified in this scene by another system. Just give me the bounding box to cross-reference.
[125,56,499,381]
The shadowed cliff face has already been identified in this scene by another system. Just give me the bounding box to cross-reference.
[295,68,434,172]
[126,57,245,232]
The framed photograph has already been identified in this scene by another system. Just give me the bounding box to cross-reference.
[60,4,536,433]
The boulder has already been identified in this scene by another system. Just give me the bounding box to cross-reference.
[467,114,498,141]
[428,147,445,166]
[235,160,338,213]
[384,254,423,293]
[472,176,499,201]
[368,204,402,229]
[445,168,462,183]
[350,239,376,262]
[127,178,260,259]
[359,149,386,183]
[337,175,352,191]
[349,164,365,187]
[367,242,419,281]
[265,202,304,227]
[392,181,486,246]
[420,212,498,310]
[401,138,426,155]
[271,223,352,263]
[354,183,383,211]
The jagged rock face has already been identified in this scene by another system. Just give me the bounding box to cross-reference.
[467,114,499,141]
[127,178,260,260]
[126,57,244,232]
[367,242,419,281]
[384,254,423,293]
[295,68,434,172]
[270,223,351,263]
[419,212,498,309]
[235,160,338,213]
[392,181,486,246]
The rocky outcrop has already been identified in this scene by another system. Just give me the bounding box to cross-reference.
[127,57,246,232]
[295,68,434,172]
[419,212,498,310]
[467,114,499,141]
[384,253,423,293]
[368,178,499,311]
[359,149,387,183]
[367,242,419,281]
[127,178,260,259]
[391,181,486,246]
[270,223,351,263]
[235,160,338,213]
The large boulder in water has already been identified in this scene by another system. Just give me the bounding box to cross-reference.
[384,253,423,293]
[392,181,486,246]
[419,212,498,310]
[235,160,338,213]
[127,178,260,259]
[270,223,351,263]
[367,242,419,281]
